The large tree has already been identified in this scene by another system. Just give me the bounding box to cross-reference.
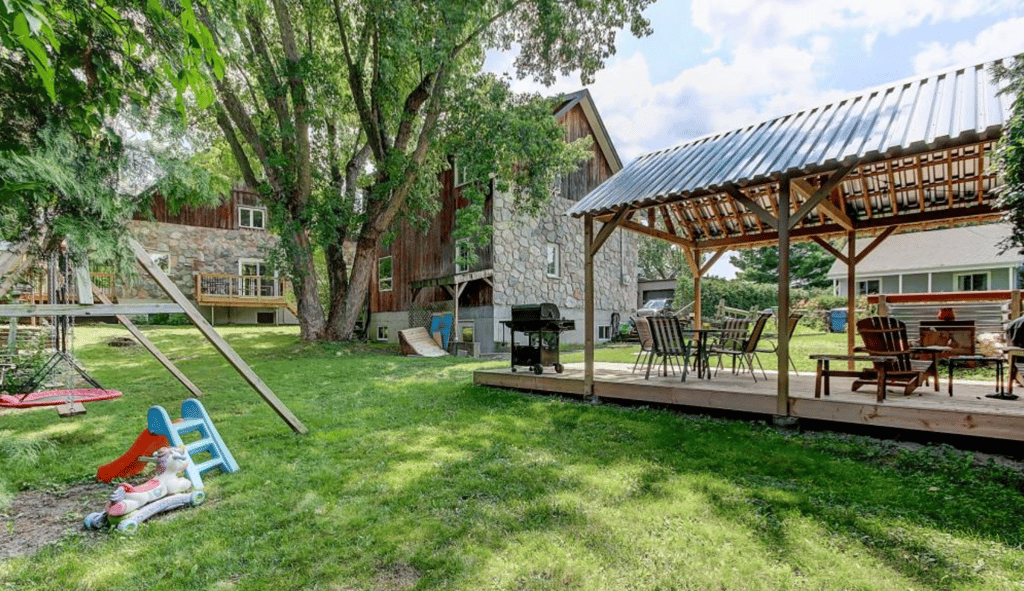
[185,0,653,341]
[637,235,687,281]
[994,55,1024,253]
[0,0,224,264]
[730,242,835,289]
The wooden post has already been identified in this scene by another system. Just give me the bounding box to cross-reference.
[846,231,856,370]
[1012,289,1021,320]
[584,215,595,398]
[129,239,307,434]
[777,180,791,416]
[878,294,889,316]
[693,247,702,329]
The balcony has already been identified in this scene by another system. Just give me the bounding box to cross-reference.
[196,273,291,308]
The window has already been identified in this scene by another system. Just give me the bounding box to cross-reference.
[598,325,611,340]
[856,279,880,295]
[453,158,469,187]
[455,239,470,274]
[545,243,560,278]
[377,325,389,341]
[239,259,277,297]
[378,256,393,292]
[238,206,266,230]
[148,252,170,274]
[955,272,989,291]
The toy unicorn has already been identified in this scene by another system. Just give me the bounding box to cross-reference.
[85,446,205,533]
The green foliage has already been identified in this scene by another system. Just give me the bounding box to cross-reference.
[638,235,687,280]
[675,276,828,318]
[993,55,1024,254]
[730,241,836,289]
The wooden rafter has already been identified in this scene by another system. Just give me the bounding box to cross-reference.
[590,206,631,256]
[618,219,695,248]
[659,205,676,236]
[792,177,854,231]
[722,184,778,230]
[788,161,858,230]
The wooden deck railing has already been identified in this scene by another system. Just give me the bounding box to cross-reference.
[196,273,291,308]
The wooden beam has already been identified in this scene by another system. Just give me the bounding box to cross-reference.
[0,303,184,317]
[846,232,856,369]
[810,236,847,263]
[853,226,896,264]
[788,161,859,230]
[618,219,696,248]
[792,178,854,231]
[411,269,494,290]
[590,206,630,257]
[128,238,308,434]
[777,180,791,416]
[722,185,778,230]
[700,247,728,276]
[91,286,204,399]
[584,215,595,398]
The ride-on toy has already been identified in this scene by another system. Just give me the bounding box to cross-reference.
[85,446,206,534]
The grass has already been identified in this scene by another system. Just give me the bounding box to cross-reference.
[1,324,1022,590]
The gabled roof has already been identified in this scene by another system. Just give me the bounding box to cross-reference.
[554,89,623,173]
[567,58,1012,219]
[826,222,1022,278]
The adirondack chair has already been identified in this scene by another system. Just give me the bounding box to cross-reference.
[644,316,691,380]
[711,312,773,381]
[852,316,944,401]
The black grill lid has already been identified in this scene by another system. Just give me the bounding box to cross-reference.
[511,303,560,322]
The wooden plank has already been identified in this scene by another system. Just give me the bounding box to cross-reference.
[865,290,1014,304]
[618,219,695,248]
[584,215,595,398]
[788,162,858,231]
[792,178,854,231]
[853,226,896,264]
[91,286,204,399]
[129,238,308,434]
[590,206,630,256]
[699,247,728,276]
[0,303,184,317]
[810,236,846,262]
[410,269,495,290]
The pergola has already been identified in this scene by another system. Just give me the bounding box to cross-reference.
[567,57,1015,415]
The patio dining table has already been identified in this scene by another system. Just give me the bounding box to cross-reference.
[686,328,722,380]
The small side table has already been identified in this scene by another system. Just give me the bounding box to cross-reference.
[947,355,1016,400]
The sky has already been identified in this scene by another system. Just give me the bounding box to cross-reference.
[485,0,1024,279]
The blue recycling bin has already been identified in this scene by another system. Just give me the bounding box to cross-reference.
[829,308,848,333]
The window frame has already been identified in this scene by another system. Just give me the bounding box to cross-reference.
[545,243,560,278]
[954,271,989,292]
[377,325,389,341]
[856,278,880,295]
[238,258,277,297]
[455,239,470,274]
[238,205,267,230]
[453,158,469,188]
[378,256,393,292]
[598,325,611,340]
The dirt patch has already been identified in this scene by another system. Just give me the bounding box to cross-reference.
[0,482,110,560]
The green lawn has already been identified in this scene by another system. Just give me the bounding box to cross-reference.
[1,324,1022,590]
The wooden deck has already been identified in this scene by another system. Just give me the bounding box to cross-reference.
[474,363,1024,443]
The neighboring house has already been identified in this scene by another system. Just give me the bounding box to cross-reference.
[123,187,297,325]
[369,90,638,353]
[826,223,1024,297]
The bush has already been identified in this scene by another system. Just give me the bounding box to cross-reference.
[674,277,830,319]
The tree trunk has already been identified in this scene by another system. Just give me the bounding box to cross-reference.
[284,225,326,340]
[334,232,379,340]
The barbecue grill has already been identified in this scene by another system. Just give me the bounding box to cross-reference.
[500,303,575,374]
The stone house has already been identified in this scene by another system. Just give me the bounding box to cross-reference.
[368,90,638,353]
[124,187,297,325]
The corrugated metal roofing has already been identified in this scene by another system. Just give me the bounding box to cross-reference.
[567,58,1015,218]
[826,223,1021,277]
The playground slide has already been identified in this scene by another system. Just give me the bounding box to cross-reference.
[398,327,448,357]
[96,429,169,483]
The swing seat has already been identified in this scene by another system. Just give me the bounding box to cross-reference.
[0,388,122,408]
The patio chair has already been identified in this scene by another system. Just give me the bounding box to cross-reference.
[711,312,773,381]
[851,316,943,401]
[706,317,750,377]
[755,313,803,375]
[644,316,691,380]
[631,317,655,374]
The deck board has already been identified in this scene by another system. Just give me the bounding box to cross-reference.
[474,363,1024,442]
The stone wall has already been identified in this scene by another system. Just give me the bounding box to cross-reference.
[491,191,637,313]
[126,220,278,301]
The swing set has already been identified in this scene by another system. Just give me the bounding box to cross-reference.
[0,238,306,433]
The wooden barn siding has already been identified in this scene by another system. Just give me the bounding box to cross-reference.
[559,104,613,202]
[135,188,261,229]
[372,171,495,314]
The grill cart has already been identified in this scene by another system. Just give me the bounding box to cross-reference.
[500,303,575,374]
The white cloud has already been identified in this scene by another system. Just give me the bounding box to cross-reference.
[912,16,1024,74]
[692,0,1015,50]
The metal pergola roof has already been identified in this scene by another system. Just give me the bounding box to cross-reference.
[568,58,1014,249]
